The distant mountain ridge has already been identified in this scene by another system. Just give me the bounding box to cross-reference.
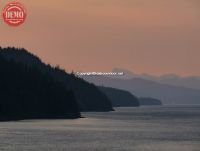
[83,75,200,105]
[0,47,113,112]
[113,68,200,90]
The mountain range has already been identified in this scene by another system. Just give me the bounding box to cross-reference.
[113,68,200,90]
[83,72,200,105]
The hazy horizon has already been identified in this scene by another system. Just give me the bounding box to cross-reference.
[1,0,200,76]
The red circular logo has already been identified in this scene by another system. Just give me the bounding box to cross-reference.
[2,2,27,27]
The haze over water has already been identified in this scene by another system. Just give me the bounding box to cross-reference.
[0,106,199,151]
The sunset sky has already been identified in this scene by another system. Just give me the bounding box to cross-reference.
[0,0,200,76]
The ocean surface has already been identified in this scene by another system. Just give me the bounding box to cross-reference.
[0,106,200,151]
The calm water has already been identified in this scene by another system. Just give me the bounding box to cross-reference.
[0,106,200,151]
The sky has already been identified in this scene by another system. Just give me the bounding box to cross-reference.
[0,0,200,76]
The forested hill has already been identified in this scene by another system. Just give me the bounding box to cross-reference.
[99,86,140,107]
[0,55,80,121]
[139,98,162,106]
[0,47,113,112]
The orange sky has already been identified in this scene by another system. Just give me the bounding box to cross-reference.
[0,0,200,76]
